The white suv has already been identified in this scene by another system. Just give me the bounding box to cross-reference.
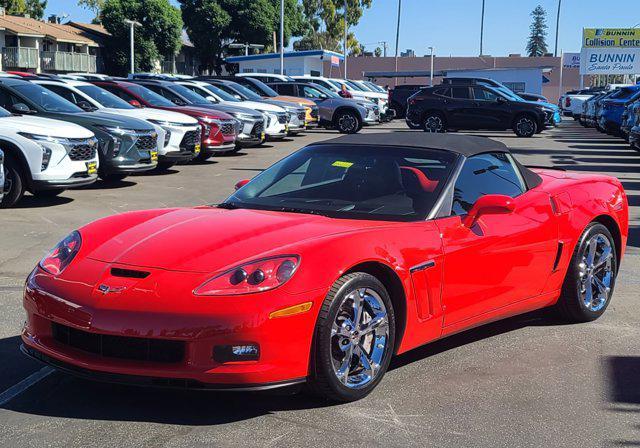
[0,106,99,207]
[34,79,201,169]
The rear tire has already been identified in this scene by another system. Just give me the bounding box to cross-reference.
[0,155,25,208]
[308,272,395,402]
[335,110,362,134]
[513,115,537,137]
[556,223,617,322]
[422,112,446,133]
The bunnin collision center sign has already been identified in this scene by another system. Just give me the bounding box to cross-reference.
[580,28,640,75]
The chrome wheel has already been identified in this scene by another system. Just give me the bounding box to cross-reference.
[578,233,614,312]
[337,113,357,133]
[424,115,444,132]
[516,117,535,136]
[330,287,389,389]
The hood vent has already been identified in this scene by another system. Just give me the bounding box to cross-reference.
[110,267,150,279]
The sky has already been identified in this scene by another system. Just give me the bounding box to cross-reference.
[47,0,640,57]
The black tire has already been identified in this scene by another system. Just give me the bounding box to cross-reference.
[32,188,64,198]
[335,110,362,134]
[556,222,617,323]
[406,119,422,130]
[0,155,25,208]
[422,112,446,133]
[99,173,127,182]
[513,114,537,137]
[156,161,176,171]
[308,272,395,402]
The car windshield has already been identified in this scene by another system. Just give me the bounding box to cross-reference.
[225,82,264,101]
[240,79,279,97]
[305,83,340,99]
[494,87,523,101]
[0,106,11,117]
[168,83,211,105]
[200,83,239,102]
[222,144,457,221]
[126,84,175,107]
[76,85,134,109]
[327,79,345,90]
[365,82,385,92]
[13,83,83,113]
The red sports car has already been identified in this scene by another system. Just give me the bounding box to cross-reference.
[21,133,628,402]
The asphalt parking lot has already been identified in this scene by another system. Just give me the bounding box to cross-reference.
[1,121,639,448]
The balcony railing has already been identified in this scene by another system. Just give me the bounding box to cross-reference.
[2,47,39,69]
[40,51,97,73]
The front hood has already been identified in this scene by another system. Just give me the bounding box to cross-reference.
[271,95,314,106]
[0,115,93,138]
[104,107,198,125]
[71,110,155,130]
[171,105,235,120]
[83,207,371,273]
[224,100,285,113]
[209,104,262,119]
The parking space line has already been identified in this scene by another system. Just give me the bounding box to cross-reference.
[0,367,54,407]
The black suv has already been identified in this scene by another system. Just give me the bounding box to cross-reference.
[388,84,425,119]
[405,83,551,137]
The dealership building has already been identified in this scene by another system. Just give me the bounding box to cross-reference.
[227,50,344,77]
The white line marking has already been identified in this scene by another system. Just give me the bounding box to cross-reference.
[0,367,54,407]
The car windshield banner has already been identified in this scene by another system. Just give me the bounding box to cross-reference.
[579,47,640,75]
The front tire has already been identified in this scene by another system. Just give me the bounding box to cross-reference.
[335,111,362,134]
[422,112,446,133]
[309,272,395,402]
[513,115,537,137]
[556,223,617,322]
[0,155,25,208]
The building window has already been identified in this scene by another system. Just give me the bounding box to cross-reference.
[242,68,254,73]
[503,82,526,93]
[257,68,267,73]
[274,68,286,74]
[310,70,320,76]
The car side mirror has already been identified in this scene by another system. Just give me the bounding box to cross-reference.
[11,103,34,114]
[206,95,218,103]
[77,100,95,111]
[496,96,506,104]
[171,98,187,106]
[128,99,143,108]
[462,194,515,228]
[235,179,250,190]
[319,93,328,99]
[233,94,242,100]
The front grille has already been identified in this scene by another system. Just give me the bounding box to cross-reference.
[52,322,185,364]
[220,121,236,136]
[251,120,264,137]
[277,113,288,124]
[179,129,200,150]
[67,138,98,161]
[135,134,158,151]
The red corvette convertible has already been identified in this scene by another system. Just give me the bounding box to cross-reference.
[21,133,628,402]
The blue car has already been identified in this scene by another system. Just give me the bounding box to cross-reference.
[629,100,640,151]
[620,96,639,141]
[597,86,640,135]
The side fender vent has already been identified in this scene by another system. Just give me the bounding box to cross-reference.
[552,241,564,272]
[110,267,150,279]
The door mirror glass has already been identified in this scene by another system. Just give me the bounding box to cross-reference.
[235,179,250,190]
[11,103,33,114]
[462,194,515,227]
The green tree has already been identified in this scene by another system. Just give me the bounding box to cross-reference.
[0,0,26,15]
[77,0,105,22]
[101,0,182,76]
[25,0,46,19]
[296,0,372,53]
[180,0,307,74]
[374,46,382,57]
[526,5,548,57]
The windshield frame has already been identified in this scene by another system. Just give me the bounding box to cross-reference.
[222,144,459,222]
[13,83,84,113]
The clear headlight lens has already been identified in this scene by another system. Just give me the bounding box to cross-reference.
[18,132,72,146]
[194,255,299,296]
[39,230,82,276]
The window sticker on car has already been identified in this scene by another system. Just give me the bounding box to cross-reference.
[332,160,353,168]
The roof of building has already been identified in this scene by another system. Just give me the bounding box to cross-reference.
[0,15,100,45]
[66,22,110,38]
[226,50,344,63]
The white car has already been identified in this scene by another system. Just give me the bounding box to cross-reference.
[34,79,202,169]
[178,80,290,140]
[236,73,294,83]
[0,106,99,207]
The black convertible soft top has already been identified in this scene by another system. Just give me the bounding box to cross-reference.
[312,133,542,189]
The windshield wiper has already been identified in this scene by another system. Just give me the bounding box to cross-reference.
[217,202,241,209]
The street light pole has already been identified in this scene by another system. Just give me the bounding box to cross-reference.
[479,0,485,55]
[428,46,434,86]
[394,0,402,83]
[280,0,284,75]
[124,19,141,75]
[554,0,562,57]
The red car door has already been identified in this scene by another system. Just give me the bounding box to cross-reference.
[435,152,557,328]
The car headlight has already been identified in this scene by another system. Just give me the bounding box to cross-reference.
[194,255,299,296]
[230,112,257,121]
[39,230,82,276]
[18,132,72,146]
[147,119,186,128]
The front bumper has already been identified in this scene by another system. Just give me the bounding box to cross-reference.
[237,119,265,147]
[32,174,98,190]
[21,266,324,386]
[201,142,236,154]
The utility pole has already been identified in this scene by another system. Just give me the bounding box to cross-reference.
[344,0,348,78]
[280,0,284,75]
[124,19,141,75]
[554,0,562,57]
[394,0,402,79]
[479,0,485,55]
[428,46,434,86]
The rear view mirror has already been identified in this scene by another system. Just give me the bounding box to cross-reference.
[129,99,143,108]
[463,194,515,228]
[11,103,33,114]
[235,179,250,190]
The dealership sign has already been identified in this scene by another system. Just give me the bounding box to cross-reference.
[579,48,640,75]
[583,28,640,48]
[562,52,580,68]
